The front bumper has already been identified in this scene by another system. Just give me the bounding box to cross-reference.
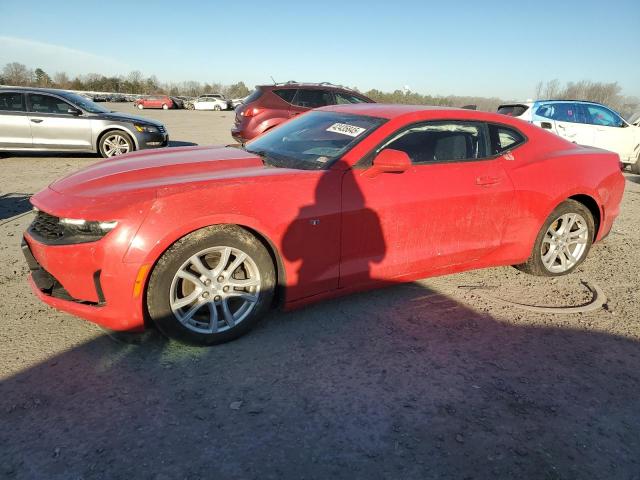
[134,130,169,150]
[22,233,147,331]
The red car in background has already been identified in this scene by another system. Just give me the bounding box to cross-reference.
[134,95,175,110]
[22,104,624,346]
[231,82,374,143]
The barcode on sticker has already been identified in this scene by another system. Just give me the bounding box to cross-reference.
[326,123,366,137]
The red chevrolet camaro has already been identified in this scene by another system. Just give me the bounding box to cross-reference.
[22,104,625,345]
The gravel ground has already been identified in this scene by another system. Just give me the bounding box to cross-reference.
[1,104,639,479]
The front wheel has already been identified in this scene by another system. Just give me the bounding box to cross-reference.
[213,104,221,111]
[99,130,133,158]
[146,225,276,345]
[137,104,144,110]
[162,103,169,110]
[515,199,594,276]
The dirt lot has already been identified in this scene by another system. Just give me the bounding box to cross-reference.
[1,104,639,479]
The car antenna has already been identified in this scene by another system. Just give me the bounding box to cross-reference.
[270,76,277,85]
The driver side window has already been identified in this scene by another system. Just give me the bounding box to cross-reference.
[379,121,489,164]
[585,105,624,127]
[28,94,74,115]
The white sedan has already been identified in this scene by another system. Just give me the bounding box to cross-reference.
[192,95,229,111]
[498,100,640,173]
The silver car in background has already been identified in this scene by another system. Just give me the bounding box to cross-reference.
[0,87,169,158]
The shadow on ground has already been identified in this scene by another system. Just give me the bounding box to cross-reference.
[0,193,32,221]
[168,140,198,148]
[1,283,638,479]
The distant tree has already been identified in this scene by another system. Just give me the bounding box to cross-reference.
[53,72,71,89]
[34,68,53,87]
[225,81,250,98]
[2,62,33,86]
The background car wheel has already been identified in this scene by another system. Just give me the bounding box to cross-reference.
[162,104,169,110]
[515,199,594,276]
[146,225,276,346]
[137,104,144,109]
[631,155,640,175]
[98,130,134,158]
[214,105,221,111]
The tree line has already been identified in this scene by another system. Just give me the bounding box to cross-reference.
[1,62,637,116]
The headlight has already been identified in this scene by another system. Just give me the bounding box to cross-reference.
[58,218,118,243]
[134,123,160,134]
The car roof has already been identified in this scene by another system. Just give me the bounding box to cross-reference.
[0,86,72,95]
[501,99,611,108]
[258,82,358,92]
[317,103,473,119]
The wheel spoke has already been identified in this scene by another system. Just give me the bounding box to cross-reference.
[211,247,231,277]
[180,301,205,324]
[227,278,260,288]
[190,255,213,279]
[177,269,206,290]
[206,302,219,333]
[226,291,258,303]
[222,299,235,327]
[172,288,203,310]
[224,252,247,277]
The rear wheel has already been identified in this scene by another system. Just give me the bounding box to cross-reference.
[213,104,221,111]
[162,103,169,110]
[137,103,144,110]
[99,130,133,158]
[631,154,640,175]
[515,199,594,276]
[146,225,276,346]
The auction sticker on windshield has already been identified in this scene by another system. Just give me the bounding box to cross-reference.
[326,123,366,137]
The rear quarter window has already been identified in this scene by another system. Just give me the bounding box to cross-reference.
[273,89,296,104]
[489,124,525,155]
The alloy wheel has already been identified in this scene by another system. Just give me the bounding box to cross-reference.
[541,213,589,273]
[103,134,131,157]
[169,246,261,334]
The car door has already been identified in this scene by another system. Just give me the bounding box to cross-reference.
[340,121,515,287]
[532,102,594,146]
[27,93,93,150]
[0,92,33,149]
[584,104,636,162]
[289,89,332,118]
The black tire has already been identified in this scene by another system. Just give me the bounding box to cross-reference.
[98,130,134,158]
[146,225,276,346]
[631,155,640,175]
[515,199,595,276]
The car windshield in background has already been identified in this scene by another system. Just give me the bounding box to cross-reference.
[58,92,111,114]
[245,111,385,170]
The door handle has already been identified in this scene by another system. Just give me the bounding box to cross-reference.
[30,119,44,123]
[476,175,501,186]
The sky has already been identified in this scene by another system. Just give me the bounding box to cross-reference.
[0,0,638,100]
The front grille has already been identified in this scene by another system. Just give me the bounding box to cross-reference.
[31,211,64,240]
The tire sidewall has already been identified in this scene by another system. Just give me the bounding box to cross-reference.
[98,130,134,158]
[146,226,276,346]
[530,200,595,276]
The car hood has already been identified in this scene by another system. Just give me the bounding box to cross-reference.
[47,146,290,199]
[95,111,164,126]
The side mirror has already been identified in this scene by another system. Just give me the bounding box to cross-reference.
[68,108,82,116]
[371,149,411,174]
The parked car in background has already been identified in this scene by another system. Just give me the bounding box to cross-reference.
[192,94,230,111]
[498,100,640,173]
[231,96,246,109]
[0,87,169,158]
[134,95,175,110]
[169,96,185,109]
[231,82,374,143]
[22,104,624,345]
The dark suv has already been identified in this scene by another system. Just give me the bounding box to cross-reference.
[231,82,374,142]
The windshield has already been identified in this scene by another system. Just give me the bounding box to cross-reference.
[245,111,385,170]
[57,92,111,114]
